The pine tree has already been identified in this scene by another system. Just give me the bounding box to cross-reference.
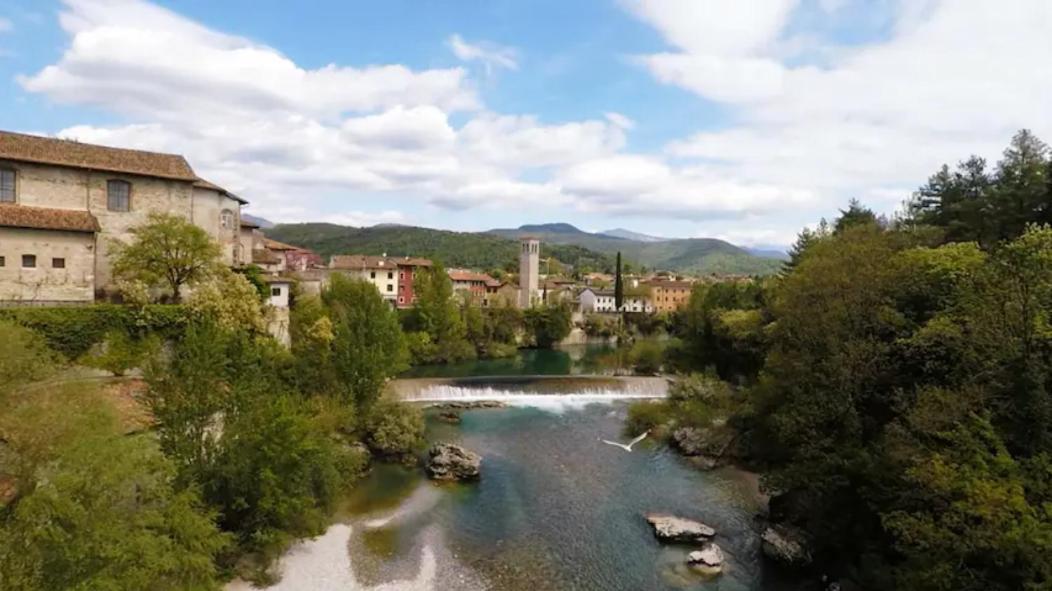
[614,251,624,312]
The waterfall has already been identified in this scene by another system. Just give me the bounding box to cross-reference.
[394,376,668,410]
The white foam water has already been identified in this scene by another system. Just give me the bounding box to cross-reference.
[404,385,666,413]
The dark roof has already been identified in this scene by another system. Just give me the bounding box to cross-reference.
[240,219,261,229]
[0,203,100,233]
[192,177,249,205]
[0,130,197,181]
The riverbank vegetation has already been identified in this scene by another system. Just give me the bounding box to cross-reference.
[0,218,432,589]
[643,130,1052,589]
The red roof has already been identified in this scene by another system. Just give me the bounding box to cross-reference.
[0,203,100,233]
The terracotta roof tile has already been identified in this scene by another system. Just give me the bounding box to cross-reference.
[263,237,308,251]
[0,203,100,233]
[330,255,432,269]
[0,130,197,181]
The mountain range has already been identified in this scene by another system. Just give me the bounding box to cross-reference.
[265,222,785,276]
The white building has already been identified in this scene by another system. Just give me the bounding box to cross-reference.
[519,236,539,308]
[578,287,654,314]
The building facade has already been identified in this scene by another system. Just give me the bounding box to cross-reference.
[329,254,432,308]
[645,279,694,313]
[0,130,247,303]
[578,287,654,314]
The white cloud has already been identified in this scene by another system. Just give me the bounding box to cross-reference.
[604,112,635,130]
[447,34,519,73]
[623,0,1052,241]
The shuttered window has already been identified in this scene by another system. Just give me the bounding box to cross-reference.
[0,169,15,203]
[107,180,131,212]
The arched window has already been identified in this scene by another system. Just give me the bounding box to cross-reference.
[107,180,131,211]
[220,209,234,230]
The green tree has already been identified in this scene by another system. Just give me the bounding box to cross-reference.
[321,274,408,407]
[614,251,624,311]
[363,398,425,458]
[524,303,572,348]
[0,386,228,591]
[407,263,472,362]
[111,213,222,302]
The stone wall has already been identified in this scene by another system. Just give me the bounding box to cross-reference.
[0,228,95,303]
[191,187,241,265]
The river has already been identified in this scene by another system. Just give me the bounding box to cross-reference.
[229,348,803,591]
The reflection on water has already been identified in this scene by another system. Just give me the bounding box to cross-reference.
[332,403,801,591]
[400,343,633,378]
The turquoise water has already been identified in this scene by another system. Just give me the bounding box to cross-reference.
[400,343,632,378]
[334,402,802,591]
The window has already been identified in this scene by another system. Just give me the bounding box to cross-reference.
[271,287,282,296]
[0,169,15,203]
[370,271,376,279]
[0,256,4,267]
[387,272,393,279]
[107,180,131,211]
[220,209,234,229]
[387,284,394,292]
[400,272,405,280]
[52,257,65,269]
[398,297,405,304]
[22,254,36,268]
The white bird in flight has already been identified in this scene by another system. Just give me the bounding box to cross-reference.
[600,430,650,452]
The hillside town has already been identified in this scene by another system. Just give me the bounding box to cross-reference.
[0,129,708,330]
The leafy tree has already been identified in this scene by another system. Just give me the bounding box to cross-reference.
[833,198,879,234]
[111,213,222,302]
[406,263,473,363]
[524,303,573,348]
[186,268,266,334]
[0,385,228,591]
[363,399,425,458]
[321,274,408,406]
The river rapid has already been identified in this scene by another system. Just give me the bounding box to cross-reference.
[229,391,805,591]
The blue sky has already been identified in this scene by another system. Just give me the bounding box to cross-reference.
[1,0,1049,248]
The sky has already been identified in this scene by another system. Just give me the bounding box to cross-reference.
[0,0,1050,249]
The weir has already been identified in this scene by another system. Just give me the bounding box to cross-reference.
[388,374,669,403]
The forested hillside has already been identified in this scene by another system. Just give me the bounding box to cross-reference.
[266,223,614,272]
[488,223,784,275]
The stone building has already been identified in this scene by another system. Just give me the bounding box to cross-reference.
[644,279,694,313]
[329,254,432,309]
[518,236,540,308]
[0,130,247,303]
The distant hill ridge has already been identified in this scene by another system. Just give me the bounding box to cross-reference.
[265,221,784,276]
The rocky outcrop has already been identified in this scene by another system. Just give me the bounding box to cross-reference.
[426,443,481,481]
[761,524,813,567]
[670,427,730,470]
[688,542,725,574]
[426,401,508,410]
[644,513,716,543]
[437,411,462,424]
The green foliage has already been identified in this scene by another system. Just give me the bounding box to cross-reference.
[203,395,347,557]
[404,263,472,363]
[670,280,768,381]
[0,304,187,359]
[0,385,228,591]
[80,328,160,376]
[625,400,675,434]
[111,212,223,302]
[524,303,573,348]
[363,399,425,458]
[908,129,1051,247]
[187,268,267,333]
[0,320,56,396]
[628,340,664,374]
[321,275,408,406]
[236,264,269,301]
[582,314,619,338]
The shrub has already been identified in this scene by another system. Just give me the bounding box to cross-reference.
[524,304,573,348]
[0,305,187,359]
[625,400,675,434]
[187,269,266,333]
[628,340,664,374]
[0,320,57,393]
[80,329,160,376]
[363,399,425,458]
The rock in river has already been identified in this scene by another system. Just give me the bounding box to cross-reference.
[688,542,725,574]
[644,513,716,543]
[437,411,462,424]
[761,524,813,567]
[426,443,481,481]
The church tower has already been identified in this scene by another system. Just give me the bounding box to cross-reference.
[519,236,540,308]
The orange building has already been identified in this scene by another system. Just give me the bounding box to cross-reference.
[645,279,694,313]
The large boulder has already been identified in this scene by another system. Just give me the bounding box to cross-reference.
[688,542,725,575]
[644,513,716,543]
[761,524,813,567]
[670,427,732,469]
[426,443,481,481]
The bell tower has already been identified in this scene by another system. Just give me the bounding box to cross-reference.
[519,236,540,308]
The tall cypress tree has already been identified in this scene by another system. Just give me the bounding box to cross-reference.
[614,251,624,311]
